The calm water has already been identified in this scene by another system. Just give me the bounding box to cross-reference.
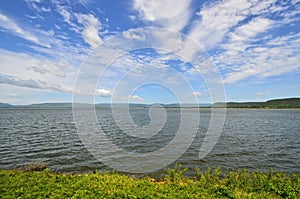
[0,108,299,175]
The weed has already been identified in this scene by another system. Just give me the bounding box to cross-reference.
[0,166,299,198]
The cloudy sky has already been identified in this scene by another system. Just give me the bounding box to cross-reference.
[0,0,299,104]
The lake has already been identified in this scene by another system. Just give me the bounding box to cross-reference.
[0,108,299,176]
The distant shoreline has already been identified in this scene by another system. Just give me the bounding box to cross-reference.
[1,107,300,111]
[0,97,299,109]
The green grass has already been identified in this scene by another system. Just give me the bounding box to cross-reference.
[0,165,299,198]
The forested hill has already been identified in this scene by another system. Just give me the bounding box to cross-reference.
[212,98,300,108]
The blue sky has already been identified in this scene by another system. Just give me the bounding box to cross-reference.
[0,0,299,104]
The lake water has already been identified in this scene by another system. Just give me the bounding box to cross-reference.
[0,108,299,176]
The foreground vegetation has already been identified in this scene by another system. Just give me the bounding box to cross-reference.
[0,165,299,198]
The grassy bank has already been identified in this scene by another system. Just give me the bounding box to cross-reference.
[0,166,299,198]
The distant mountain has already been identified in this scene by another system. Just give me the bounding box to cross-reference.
[0,103,73,108]
[161,103,211,108]
[1,98,299,109]
[28,103,73,108]
[0,103,13,108]
[95,103,147,108]
[0,102,210,109]
[212,97,300,108]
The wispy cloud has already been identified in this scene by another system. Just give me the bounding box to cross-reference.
[24,0,52,13]
[183,0,300,84]
[0,49,78,95]
[187,0,282,49]
[0,0,298,104]
[0,12,49,47]
[220,32,300,83]
[76,13,103,48]
[0,74,48,90]
[55,4,73,26]
[189,0,253,49]
[52,2,103,48]
[229,18,272,43]
[0,74,73,93]
[27,59,71,77]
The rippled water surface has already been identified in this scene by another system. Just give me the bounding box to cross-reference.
[0,108,299,175]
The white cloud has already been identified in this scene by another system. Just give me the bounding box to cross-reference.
[0,75,44,90]
[4,93,18,97]
[129,95,145,102]
[216,20,300,84]
[41,7,51,12]
[188,0,279,49]
[223,17,273,53]
[0,74,77,94]
[189,0,252,49]
[95,88,111,97]
[76,14,103,48]
[0,49,78,95]
[129,15,136,21]
[133,0,192,31]
[184,0,300,85]
[29,3,52,13]
[27,60,71,77]
[55,4,72,25]
[25,0,42,3]
[123,28,145,41]
[221,34,300,84]
[192,91,202,97]
[230,18,272,41]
